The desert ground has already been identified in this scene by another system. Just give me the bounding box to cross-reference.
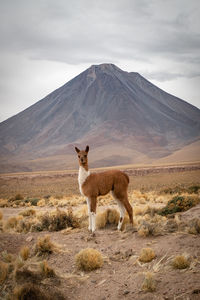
[0,163,200,299]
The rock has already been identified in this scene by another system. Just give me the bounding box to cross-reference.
[26,236,33,242]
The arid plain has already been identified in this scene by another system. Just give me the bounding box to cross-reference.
[0,163,200,299]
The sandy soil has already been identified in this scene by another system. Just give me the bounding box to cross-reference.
[0,206,200,300]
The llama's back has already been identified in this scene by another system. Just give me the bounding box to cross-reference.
[82,169,129,197]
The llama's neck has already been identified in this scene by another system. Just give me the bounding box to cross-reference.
[78,165,90,195]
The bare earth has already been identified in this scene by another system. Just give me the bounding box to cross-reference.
[0,165,200,299]
[0,212,200,300]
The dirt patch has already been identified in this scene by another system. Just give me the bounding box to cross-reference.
[1,206,200,299]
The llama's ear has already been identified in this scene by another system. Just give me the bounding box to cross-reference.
[85,145,89,153]
[75,147,80,153]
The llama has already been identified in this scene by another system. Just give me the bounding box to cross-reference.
[75,145,133,233]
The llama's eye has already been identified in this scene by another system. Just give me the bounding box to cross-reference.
[78,155,80,158]
[84,155,87,158]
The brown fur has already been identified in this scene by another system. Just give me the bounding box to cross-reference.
[75,146,133,225]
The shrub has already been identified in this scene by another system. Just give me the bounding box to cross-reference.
[13,283,49,300]
[15,194,24,200]
[75,248,103,271]
[96,208,130,230]
[19,246,30,261]
[96,211,108,229]
[139,248,156,263]
[188,185,200,194]
[35,235,57,256]
[107,208,120,224]
[19,209,36,217]
[4,216,21,230]
[172,254,190,269]
[40,208,80,231]
[187,218,200,234]
[137,220,161,237]
[159,195,200,215]
[0,261,8,283]
[141,272,156,292]
[26,198,40,206]
[37,199,46,207]
[40,260,55,277]
[16,218,37,233]
[1,250,15,263]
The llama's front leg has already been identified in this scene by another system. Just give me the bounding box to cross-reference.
[86,197,92,231]
[90,197,97,233]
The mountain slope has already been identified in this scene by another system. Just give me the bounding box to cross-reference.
[0,63,200,172]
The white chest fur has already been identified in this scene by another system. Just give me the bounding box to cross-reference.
[78,166,90,195]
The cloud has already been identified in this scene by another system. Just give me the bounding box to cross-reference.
[1,0,199,65]
[0,0,200,121]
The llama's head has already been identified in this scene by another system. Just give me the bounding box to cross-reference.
[75,145,89,167]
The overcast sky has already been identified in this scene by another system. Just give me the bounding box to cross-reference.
[0,0,200,122]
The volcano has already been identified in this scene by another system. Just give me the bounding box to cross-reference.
[0,63,200,172]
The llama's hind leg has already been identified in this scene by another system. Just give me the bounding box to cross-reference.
[123,196,133,225]
[112,192,125,230]
[117,200,126,230]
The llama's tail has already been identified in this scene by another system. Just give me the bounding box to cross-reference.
[123,172,129,184]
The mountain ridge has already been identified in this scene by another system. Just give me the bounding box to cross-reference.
[0,63,200,172]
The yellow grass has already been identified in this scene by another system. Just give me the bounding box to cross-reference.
[141,272,156,292]
[35,235,58,256]
[3,216,23,231]
[172,254,190,269]
[40,260,55,277]
[75,248,103,271]
[0,261,8,283]
[13,283,48,300]
[19,208,36,217]
[139,248,156,263]
[19,246,30,261]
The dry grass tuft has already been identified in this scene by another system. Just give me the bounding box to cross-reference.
[139,248,156,263]
[96,208,129,230]
[40,260,55,277]
[141,272,156,292]
[40,208,80,231]
[96,211,108,229]
[14,193,24,200]
[137,220,157,237]
[172,254,190,269]
[13,283,50,300]
[19,209,36,217]
[0,199,8,208]
[37,199,46,206]
[1,250,15,263]
[187,218,200,234]
[0,260,8,283]
[96,208,120,228]
[107,208,120,224]
[35,235,58,256]
[19,246,30,261]
[3,216,21,230]
[75,248,103,271]
[137,223,150,237]
[15,217,38,233]
[14,256,25,275]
